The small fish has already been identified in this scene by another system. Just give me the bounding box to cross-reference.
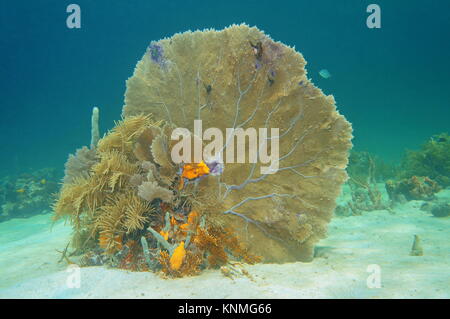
[319,69,331,79]
[16,188,25,193]
[40,179,47,185]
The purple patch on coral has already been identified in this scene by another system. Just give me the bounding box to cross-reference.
[206,159,224,176]
[147,42,165,67]
[261,39,284,65]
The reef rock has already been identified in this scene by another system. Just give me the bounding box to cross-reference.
[1,168,59,222]
[422,199,450,218]
[430,202,450,217]
[399,133,450,187]
[386,176,441,202]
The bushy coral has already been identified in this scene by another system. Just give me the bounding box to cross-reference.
[54,114,260,277]
[53,115,166,252]
[158,224,260,278]
[343,151,393,215]
[399,133,450,187]
[347,150,397,185]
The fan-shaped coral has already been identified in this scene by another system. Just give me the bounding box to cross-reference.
[122,24,352,262]
[63,146,98,184]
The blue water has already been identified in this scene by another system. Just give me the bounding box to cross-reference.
[1,0,449,174]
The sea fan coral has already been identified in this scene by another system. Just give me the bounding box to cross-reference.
[137,181,174,203]
[63,146,98,184]
[122,24,353,262]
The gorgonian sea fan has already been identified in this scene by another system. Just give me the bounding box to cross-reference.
[123,24,353,262]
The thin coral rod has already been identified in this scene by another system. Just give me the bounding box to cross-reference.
[225,193,292,212]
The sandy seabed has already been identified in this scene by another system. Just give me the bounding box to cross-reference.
[0,187,449,299]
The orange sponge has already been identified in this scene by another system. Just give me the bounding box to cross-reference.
[170,241,186,270]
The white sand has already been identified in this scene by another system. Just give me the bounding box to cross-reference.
[0,188,449,299]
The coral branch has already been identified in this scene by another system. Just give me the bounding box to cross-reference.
[140,236,153,268]
[147,225,174,254]
[90,106,100,149]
